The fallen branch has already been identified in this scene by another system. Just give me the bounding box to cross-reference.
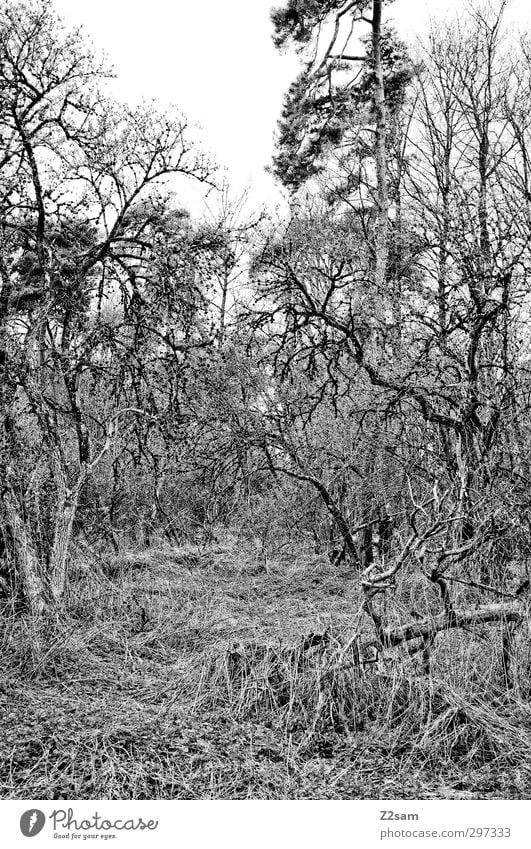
[378,602,524,649]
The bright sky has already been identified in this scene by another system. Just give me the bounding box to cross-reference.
[52,0,531,215]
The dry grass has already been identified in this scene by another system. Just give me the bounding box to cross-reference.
[1,537,530,799]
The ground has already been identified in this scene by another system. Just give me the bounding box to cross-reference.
[1,542,530,799]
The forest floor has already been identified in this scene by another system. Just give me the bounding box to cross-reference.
[1,540,530,799]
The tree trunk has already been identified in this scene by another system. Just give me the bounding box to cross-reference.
[379,602,522,649]
[48,460,84,603]
[372,0,389,293]
[49,495,79,603]
[2,487,47,616]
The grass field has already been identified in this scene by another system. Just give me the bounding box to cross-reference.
[1,539,530,799]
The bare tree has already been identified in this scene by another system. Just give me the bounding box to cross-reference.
[0,0,214,615]
[241,1,531,668]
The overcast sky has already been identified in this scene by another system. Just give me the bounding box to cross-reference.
[52,0,531,215]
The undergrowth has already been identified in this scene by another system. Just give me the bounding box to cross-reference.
[1,538,530,799]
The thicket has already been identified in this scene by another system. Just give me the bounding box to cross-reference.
[1,0,531,799]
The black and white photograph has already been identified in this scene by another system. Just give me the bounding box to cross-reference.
[2,0,531,818]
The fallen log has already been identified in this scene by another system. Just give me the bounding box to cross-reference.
[381,602,524,649]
